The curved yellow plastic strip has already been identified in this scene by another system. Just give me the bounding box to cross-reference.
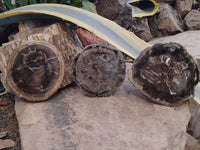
[127,0,159,17]
[0,3,150,59]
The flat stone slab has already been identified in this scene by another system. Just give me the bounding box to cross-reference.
[15,79,190,150]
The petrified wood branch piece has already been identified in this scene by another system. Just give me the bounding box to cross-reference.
[130,43,199,106]
[72,44,126,97]
[7,41,65,101]
[0,22,81,101]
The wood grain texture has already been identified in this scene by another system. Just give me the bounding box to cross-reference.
[0,23,81,101]
[72,44,126,97]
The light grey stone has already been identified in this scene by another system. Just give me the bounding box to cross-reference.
[0,139,15,149]
[15,76,190,150]
[186,133,198,147]
[175,0,193,17]
[155,0,175,5]
[184,9,200,30]
[188,99,200,139]
[157,4,184,34]
[0,132,7,139]
[148,3,184,37]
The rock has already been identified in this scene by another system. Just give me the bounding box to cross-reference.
[155,0,175,5]
[184,9,200,30]
[129,18,152,41]
[185,133,198,148]
[188,99,200,139]
[0,132,7,139]
[0,139,15,149]
[96,0,133,29]
[149,4,184,37]
[96,0,152,41]
[0,100,8,106]
[175,0,193,17]
[97,0,152,41]
[15,77,191,150]
[158,4,184,34]
[113,1,133,29]
[96,0,119,20]
[195,57,200,77]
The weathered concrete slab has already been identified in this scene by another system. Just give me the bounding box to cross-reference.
[15,78,190,150]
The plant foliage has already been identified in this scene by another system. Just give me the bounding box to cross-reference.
[0,0,96,12]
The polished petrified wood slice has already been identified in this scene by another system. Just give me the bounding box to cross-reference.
[6,41,65,101]
[130,43,199,106]
[72,44,126,97]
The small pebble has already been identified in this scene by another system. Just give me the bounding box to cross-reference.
[0,139,15,149]
[0,100,8,106]
[0,132,7,139]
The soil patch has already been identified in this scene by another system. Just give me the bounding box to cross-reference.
[0,94,21,150]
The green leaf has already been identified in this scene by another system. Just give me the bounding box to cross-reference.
[65,0,82,7]
[46,0,54,2]
[0,7,5,12]
[3,0,15,10]
[29,0,38,4]
[0,1,6,12]
[41,0,47,3]
[82,0,97,13]
[52,0,58,3]
[16,0,28,6]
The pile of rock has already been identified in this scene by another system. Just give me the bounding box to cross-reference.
[96,0,200,41]
[149,0,200,39]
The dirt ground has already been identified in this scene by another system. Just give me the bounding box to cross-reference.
[0,93,21,150]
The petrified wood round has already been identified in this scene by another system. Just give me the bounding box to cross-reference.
[72,44,126,97]
[130,43,199,106]
[6,41,65,101]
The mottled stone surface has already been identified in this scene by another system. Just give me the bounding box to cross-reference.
[130,18,152,41]
[175,0,193,17]
[158,4,183,34]
[16,78,190,150]
[155,0,175,5]
[96,0,133,29]
[0,132,7,139]
[184,10,200,30]
[0,139,15,149]
[149,3,184,37]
